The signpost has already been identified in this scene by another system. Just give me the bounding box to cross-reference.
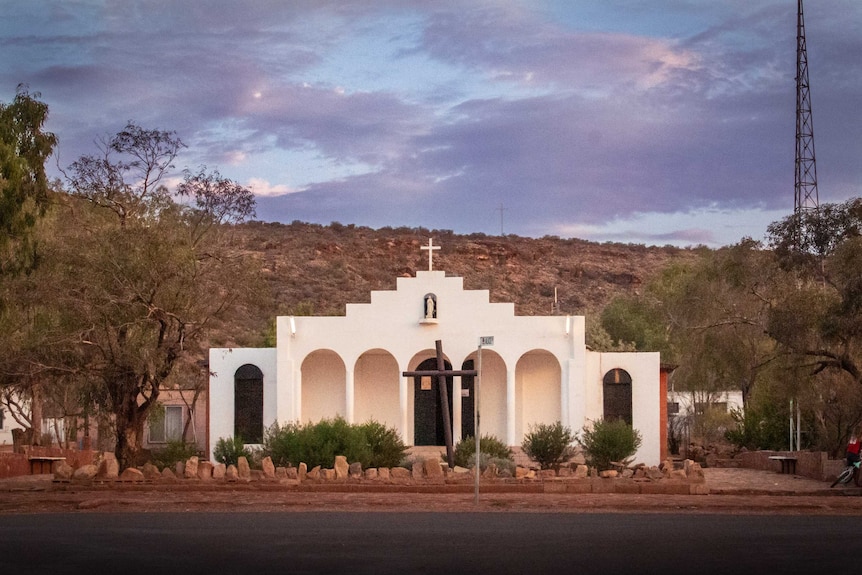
[475,336,493,504]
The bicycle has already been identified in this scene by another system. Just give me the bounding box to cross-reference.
[831,459,861,487]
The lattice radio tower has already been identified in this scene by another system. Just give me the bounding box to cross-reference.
[795,0,819,218]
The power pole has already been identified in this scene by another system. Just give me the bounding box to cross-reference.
[794,0,819,244]
[496,203,507,236]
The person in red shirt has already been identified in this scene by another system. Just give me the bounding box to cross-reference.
[846,434,861,468]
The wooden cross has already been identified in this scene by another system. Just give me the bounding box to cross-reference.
[403,340,477,469]
[420,238,440,271]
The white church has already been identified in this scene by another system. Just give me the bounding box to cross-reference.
[208,240,669,466]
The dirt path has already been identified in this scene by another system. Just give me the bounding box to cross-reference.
[1,468,860,516]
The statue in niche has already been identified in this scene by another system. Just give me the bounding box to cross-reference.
[424,294,436,319]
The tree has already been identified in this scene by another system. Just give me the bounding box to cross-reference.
[0,86,58,447]
[62,123,259,468]
[0,85,57,275]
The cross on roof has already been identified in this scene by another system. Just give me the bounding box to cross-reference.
[421,238,440,271]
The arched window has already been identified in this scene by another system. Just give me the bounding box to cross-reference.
[234,364,264,444]
[603,368,632,425]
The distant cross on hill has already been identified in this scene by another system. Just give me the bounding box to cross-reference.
[421,238,440,271]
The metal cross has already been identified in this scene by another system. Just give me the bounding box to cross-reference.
[421,238,440,271]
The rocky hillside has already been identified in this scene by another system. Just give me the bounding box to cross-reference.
[215,221,704,348]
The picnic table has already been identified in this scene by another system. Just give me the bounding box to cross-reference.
[28,455,66,475]
[768,455,797,475]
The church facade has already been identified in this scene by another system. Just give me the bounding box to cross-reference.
[209,250,667,466]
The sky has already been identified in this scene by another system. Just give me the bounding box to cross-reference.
[2,1,860,248]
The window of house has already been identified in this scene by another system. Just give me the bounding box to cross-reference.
[148,405,183,443]
[0,408,4,430]
[667,402,680,415]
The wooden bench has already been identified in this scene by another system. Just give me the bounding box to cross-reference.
[768,455,797,475]
[28,456,66,475]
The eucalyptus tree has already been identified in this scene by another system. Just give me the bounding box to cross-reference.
[63,124,259,468]
[0,86,58,445]
[0,85,57,275]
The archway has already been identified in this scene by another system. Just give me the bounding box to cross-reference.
[603,368,633,425]
[234,364,263,444]
[412,357,453,446]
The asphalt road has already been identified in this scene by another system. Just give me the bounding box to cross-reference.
[0,512,851,575]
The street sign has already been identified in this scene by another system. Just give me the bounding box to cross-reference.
[479,336,494,346]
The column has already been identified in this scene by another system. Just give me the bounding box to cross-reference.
[345,369,355,424]
[452,376,462,444]
[506,369,516,446]
[400,374,409,445]
[294,369,302,423]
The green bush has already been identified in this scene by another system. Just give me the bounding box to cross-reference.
[577,418,642,472]
[724,404,788,451]
[521,421,576,470]
[149,440,200,470]
[453,434,513,468]
[213,436,254,467]
[358,420,408,468]
[263,417,406,469]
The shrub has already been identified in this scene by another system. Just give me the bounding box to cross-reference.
[358,420,408,468]
[149,440,200,470]
[213,436,254,467]
[263,417,405,469]
[453,434,513,468]
[521,421,576,470]
[577,418,642,472]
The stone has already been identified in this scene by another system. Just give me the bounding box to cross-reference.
[599,469,619,479]
[322,468,336,480]
[390,467,410,479]
[299,462,308,481]
[558,466,572,477]
[73,464,98,480]
[540,469,556,479]
[307,465,321,480]
[285,467,298,480]
[198,460,214,480]
[97,456,119,479]
[671,469,687,480]
[141,462,161,480]
[646,467,665,480]
[349,461,363,479]
[237,456,251,480]
[377,467,390,481]
[53,461,73,480]
[119,467,144,482]
[423,458,443,478]
[411,460,425,479]
[365,468,379,480]
[574,464,589,478]
[225,464,238,481]
[482,463,498,479]
[262,456,276,478]
[453,466,470,474]
[212,463,226,479]
[184,456,199,479]
[275,466,287,479]
[161,467,178,482]
[334,455,349,479]
[175,461,184,477]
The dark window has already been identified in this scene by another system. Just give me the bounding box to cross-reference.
[667,402,680,415]
[603,368,632,425]
[235,364,264,444]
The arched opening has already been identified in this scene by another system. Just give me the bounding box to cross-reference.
[234,364,264,444]
[413,357,452,446]
[603,368,633,425]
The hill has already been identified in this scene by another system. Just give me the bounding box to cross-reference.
[215,221,704,347]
